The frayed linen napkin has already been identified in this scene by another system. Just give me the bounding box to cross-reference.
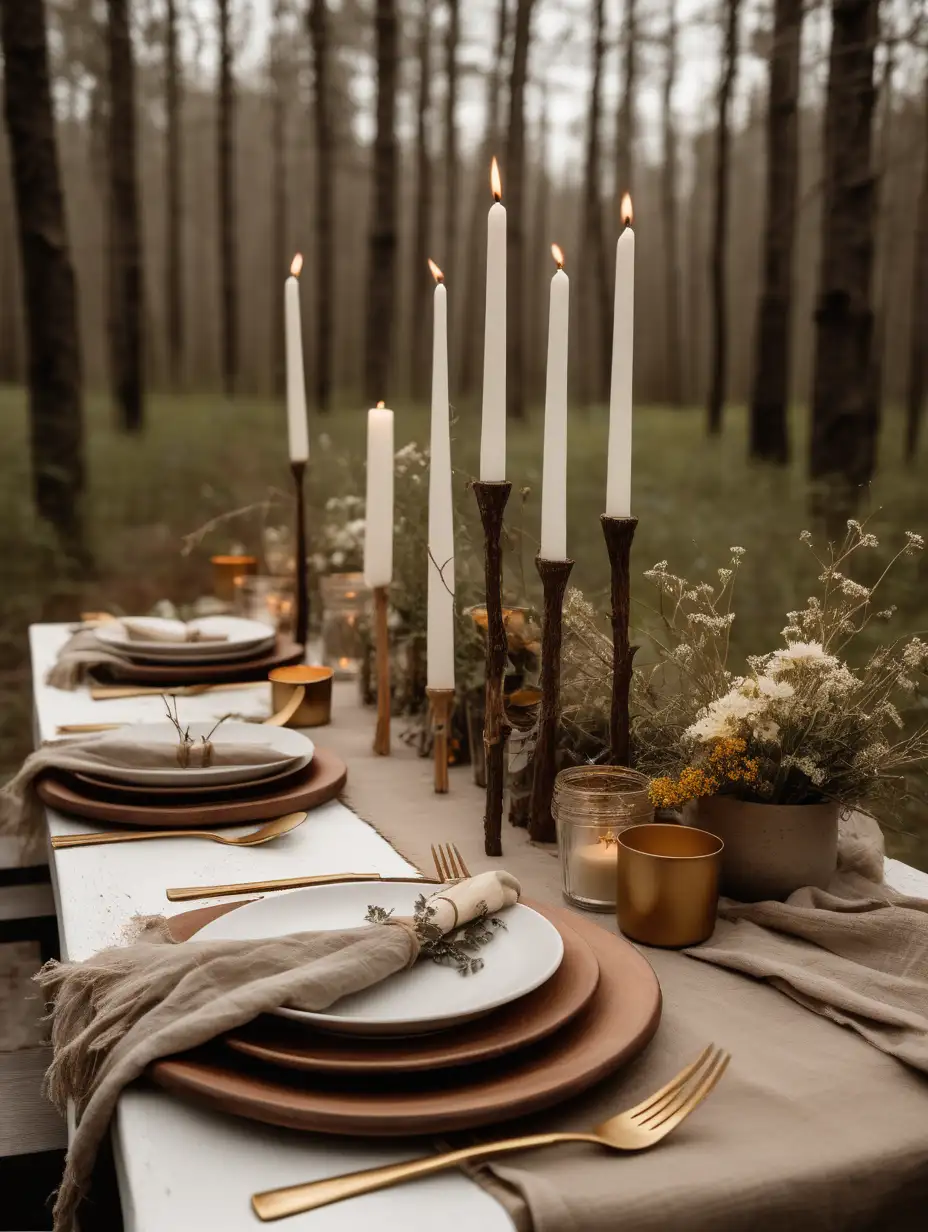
[118,618,228,644]
[45,628,139,691]
[686,814,928,1073]
[37,870,521,1232]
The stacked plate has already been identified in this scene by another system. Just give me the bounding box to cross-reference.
[37,721,349,827]
[150,882,663,1136]
[89,617,304,684]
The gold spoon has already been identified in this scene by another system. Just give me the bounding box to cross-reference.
[51,810,308,850]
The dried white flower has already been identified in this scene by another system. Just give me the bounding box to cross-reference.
[839,578,870,600]
[904,531,924,552]
[729,546,746,558]
[799,530,813,545]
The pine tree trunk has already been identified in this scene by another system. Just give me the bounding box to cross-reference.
[505,0,535,422]
[217,0,237,398]
[578,0,611,405]
[459,0,508,397]
[905,73,928,464]
[530,88,549,400]
[308,0,334,412]
[661,0,683,406]
[411,0,433,399]
[107,0,144,431]
[706,0,741,436]
[0,0,86,556]
[871,37,895,424]
[270,0,287,398]
[810,0,879,515]
[365,0,399,402]
[443,0,459,292]
[616,0,636,205]
[165,0,183,389]
[749,0,802,462]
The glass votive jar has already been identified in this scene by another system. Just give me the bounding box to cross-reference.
[233,574,293,631]
[554,766,653,912]
[320,572,368,677]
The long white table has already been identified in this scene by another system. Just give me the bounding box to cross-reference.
[31,624,515,1232]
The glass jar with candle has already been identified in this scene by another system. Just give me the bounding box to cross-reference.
[320,573,368,678]
[554,767,653,912]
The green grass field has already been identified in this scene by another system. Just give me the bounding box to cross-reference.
[2,384,926,867]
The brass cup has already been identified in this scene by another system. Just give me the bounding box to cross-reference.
[269,665,334,728]
[616,823,723,948]
[211,554,258,602]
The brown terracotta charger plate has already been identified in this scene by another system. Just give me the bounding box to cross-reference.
[35,747,347,828]
[150,900,662,1136]
[88,636,303,685]
[73,760,307,801]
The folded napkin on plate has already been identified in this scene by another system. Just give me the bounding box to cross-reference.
[36,870,521,1232]
[119,618,228,644]
[45,628,140,691]
[686,813,928,1073]
[0,730,296,849]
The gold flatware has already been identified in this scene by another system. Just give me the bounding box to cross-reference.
[56,722,125,735]
[89,681,266,701]
[431,842,471,882]
[52,811,309,851]
[165,872,441,903]
[252,1046,730,1221]
[263,686,306,727]
[57,691,298,735]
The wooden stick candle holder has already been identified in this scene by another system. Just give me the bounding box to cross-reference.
[426,687,455,793]
[372,585,391,756]
[528,556,574,841]
[290,459,309,650]
[601,515,638,766]
[473,480,512,856]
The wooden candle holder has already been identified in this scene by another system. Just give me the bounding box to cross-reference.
[426,687,455,793]
[601,515,638,766]
[473,480,512,856]
[528,556,574,842]
[372,585,391,756]
[291,460,309,650]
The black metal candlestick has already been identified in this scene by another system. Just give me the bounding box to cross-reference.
[473,480,512,856]
[601,514,638,766]
[528,556,574,842]
[290,460,309,650]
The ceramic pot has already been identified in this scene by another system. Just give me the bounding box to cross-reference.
[686,796,839,902]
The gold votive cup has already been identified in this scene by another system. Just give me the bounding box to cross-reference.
[211,554,258,602]
[616,823,723,947]
[269,665,334,728]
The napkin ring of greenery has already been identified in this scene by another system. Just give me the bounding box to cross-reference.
[365,895,506,976]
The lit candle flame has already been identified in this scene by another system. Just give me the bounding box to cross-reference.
[428,258,444,283]
[551,243,565,269]
[490,157,502,202]
[290,252,303,278]
[376,400,385,409]
[621,193,633,228]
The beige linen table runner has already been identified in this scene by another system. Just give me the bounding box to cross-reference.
[325,689,928,1232]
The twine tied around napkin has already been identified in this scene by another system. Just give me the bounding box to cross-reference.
[36,870,521,1231]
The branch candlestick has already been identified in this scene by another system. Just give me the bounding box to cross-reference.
[426,687,455,793]
[363,403,394,756]
[530,244,572,842]
[285,253,310,648]
[601,514,638,766]
[474,480,511,856]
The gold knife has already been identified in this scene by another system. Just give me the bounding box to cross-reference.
[166,873,440,903]
[90,681,267,701]
[56,722,124,735]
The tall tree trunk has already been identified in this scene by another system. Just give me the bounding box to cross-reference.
[809,0,879,516]
[661,0,683,406]
[270,0,287,397]
[443,0,459,292]
[365,0,399,402]
[308,0,334,412]
[0,0,86,555]
[411,0,433,399]
[578,0,611,405]
[706,0,741,436]
[871,34,895,421]
[505,0,535,421]
[217,0,237,398]
[460,0,508,397]
[165,0,183,389]
[530,86,549,400]
[616,0,636,206]
[905,73,928,464]
[107,0,144,431]
[749,0,802,462]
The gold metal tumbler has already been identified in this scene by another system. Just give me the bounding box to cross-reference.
[269,665,334,728]
[617,823,723,948]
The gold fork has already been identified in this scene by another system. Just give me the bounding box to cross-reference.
[431,842,471,882]
[252,1045,730,1220]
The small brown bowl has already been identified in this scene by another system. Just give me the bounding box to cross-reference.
[269,665,334,728]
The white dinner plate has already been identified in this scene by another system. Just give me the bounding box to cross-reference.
[106,635,277,666]
[196,880,565,1036]
[84,721,314,787]
[96,617,275,658]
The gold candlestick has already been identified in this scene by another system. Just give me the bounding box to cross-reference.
[291,459,309,649]
[601,514,638,765]
[426,687,455,793]
[372,584,391,756]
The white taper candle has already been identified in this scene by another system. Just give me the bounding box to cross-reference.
[480,159,507,481]
[284,254,309,463]
[540,247,569,561]
[427,264,455,689]
[363,404,394,589]
[607,198,635,517]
